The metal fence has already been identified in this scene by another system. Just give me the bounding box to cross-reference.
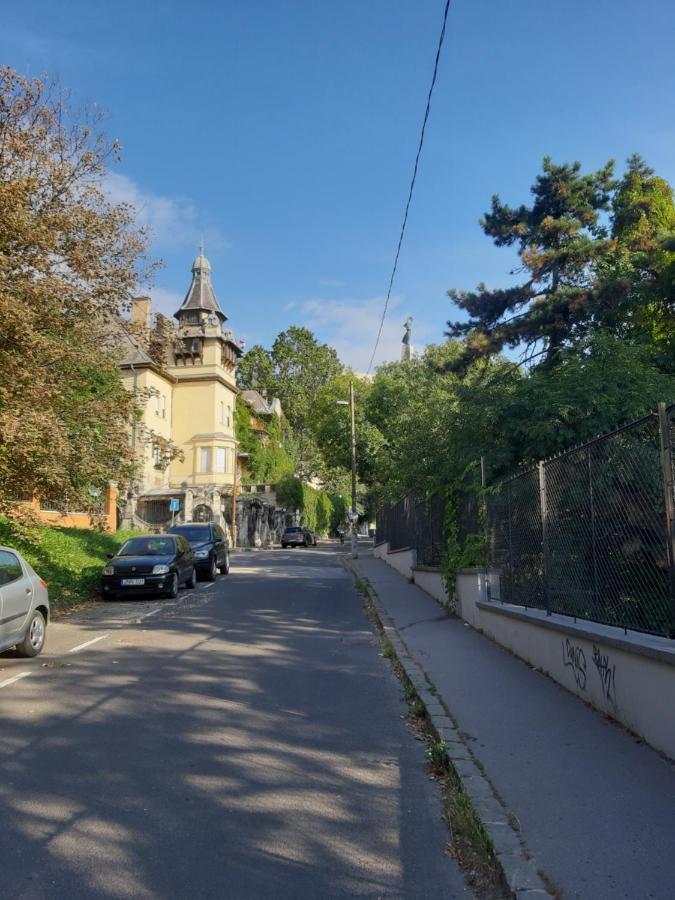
[487,402,675,638]
[376,493,446,567]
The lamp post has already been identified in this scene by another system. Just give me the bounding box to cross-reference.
[336,380,358,558]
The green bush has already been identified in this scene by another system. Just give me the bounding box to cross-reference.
[275,475,339,536]
[0,517,140,612]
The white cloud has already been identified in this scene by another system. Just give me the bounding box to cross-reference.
[299,296,432,371]
[103,172,230,253]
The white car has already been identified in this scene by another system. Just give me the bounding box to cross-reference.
[0,546,50,657]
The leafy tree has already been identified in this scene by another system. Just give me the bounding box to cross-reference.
[311,373,386,488]
[497,331,675,469]
[366,342,521,504]
[236,326,342,478]
[608,155,675,368]
[0,68,150,519]
[446,157,616,369]
[236,345,274,393]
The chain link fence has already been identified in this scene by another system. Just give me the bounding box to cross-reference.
[375,493,447,566]
[487,403,675,638]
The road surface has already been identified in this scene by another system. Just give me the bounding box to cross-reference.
[0,543,469,899]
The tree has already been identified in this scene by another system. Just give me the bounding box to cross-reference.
[311,373,386,488]
[446,157,616,369]
[608,155,675,369]
[236,326,342,478]
[365,342,521,504]
[0,69,150,519]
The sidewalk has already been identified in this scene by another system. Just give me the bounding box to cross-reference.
[352,553,675,900]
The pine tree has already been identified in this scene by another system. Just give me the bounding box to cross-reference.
[446,157,616,369]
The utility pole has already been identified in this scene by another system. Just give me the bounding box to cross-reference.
[230,449,238,549]
[349,380,358,559]
[337,382,359,558]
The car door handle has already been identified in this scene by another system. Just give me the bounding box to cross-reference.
[25,587,32,594]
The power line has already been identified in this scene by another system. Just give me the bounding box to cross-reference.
[366,0,452,374]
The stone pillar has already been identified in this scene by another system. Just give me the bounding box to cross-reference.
[119,492,138,530]
[184,489,194,522]
[105,482,118,533]
[210,489,222,526]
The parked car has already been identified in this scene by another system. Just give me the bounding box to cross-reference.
[306,530,318,546]
[0,547,49,657]
[101,534,196,600]
[281,526,312,548]
[168,523,230,580]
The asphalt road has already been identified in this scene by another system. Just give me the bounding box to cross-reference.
[0,543,469,899]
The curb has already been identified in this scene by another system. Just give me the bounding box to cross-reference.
[342,556,553,899]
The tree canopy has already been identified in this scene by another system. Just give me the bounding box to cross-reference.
[0,68,150,519]
[446,155,675,373]
[237,326,342,478]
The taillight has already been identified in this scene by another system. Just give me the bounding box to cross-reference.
[39,579,48,590]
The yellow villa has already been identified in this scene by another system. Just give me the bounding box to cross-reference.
[119,249,246,530]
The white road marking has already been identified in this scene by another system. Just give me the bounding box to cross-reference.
[67,634,110,654]
[0,671,32,689]
[139,607,162,620]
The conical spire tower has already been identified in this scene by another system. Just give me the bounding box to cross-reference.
[175,245,227,324]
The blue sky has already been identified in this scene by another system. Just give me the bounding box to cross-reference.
[3,0,674,368]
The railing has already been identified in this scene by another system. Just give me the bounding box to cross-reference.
[487,403,675,638]
[376,493,447,567]
[375,402,675,639]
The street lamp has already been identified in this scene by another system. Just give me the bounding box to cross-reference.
[336,380,358,559]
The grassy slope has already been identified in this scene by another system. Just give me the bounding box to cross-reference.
[0,518,140,612]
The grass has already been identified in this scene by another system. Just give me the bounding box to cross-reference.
[0,517,141,612]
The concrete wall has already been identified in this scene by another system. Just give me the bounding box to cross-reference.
[36,483,118,533]
[373,541,389,560]
[374,544,450,603]
[457,569,675,761]
[412,567,450,607]
[384,546,417,580]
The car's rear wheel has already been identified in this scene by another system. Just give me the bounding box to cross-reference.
[281,543,287,549]
[206,556,217,582]
[186,567,197,589]
[15,610,46,658]
[166,573,179,599]
[219,553,230,575]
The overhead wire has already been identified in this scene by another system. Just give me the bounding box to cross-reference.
[366,0,452,374]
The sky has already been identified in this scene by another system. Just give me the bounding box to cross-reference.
[2,0,675,369]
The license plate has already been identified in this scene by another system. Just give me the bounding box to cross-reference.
[121,578,145,586]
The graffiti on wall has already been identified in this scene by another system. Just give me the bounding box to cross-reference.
[562,639,587,690]
[592,644,617,704]
[561,638,618,704]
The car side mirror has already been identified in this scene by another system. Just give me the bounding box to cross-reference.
[106,553,114,559]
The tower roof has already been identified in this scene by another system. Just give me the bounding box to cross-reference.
[174,247,227,322]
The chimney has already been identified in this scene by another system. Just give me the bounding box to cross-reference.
[131,296,152,330]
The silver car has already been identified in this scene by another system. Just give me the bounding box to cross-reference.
[0,546,49,657]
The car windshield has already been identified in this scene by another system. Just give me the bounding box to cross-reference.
[284,527,302,533]
[118,537,176,556]
[170,526,210,541]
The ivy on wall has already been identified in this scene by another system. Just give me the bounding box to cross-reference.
[275,475,347,535]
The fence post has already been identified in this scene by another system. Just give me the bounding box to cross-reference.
[657,403,675,637]
[538,461,551,615]
[587,448,599,618]
[506,480,514,604]
[480,456,491,601]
